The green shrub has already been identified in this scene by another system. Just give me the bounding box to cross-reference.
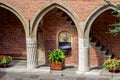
[0,56,12,65]
[48,49,65,63]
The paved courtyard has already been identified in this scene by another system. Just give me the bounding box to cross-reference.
[0,60,120,80]
[0,72,120,80]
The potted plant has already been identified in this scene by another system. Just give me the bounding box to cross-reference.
[48,49,65,70]
[103,58,120,73]
[0,55,12,68]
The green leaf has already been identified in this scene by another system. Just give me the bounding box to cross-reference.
[0,56,12,65]
[48,49,65,62]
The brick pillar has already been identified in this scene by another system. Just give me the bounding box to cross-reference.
[26,38,38,69]
[76,38,90,74]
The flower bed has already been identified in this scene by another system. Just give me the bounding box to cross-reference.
[103,58,120,73]
[0,55,12,68]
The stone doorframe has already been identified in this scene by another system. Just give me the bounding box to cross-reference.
[29,1,90,72]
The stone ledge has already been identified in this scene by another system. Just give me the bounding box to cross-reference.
[0,67,50,74]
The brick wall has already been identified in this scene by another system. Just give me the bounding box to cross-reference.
[5,0,105,21]
[5,0,120,21]
[37,9,78,65]
[0,8,26,59]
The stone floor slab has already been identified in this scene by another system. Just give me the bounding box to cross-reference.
[77,77,86,80]
[15,78,23,80]
[29,75,39,78]
[97,78,110,80]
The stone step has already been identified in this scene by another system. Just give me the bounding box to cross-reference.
[100,50,107,54]
[66,20,73,25]
[104,55,112,60]
[71,25,75,28]
[62,16,68,21]
[90,42,97,45]
[56,11,64,16]
[95,46,102,50]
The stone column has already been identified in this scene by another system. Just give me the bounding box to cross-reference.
[26,38,38,69]
[76,38,89,73]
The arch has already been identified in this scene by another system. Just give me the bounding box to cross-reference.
[31,1,82,38]
[84,4,117,38]
[0,1,28,36]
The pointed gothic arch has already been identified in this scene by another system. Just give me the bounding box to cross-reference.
[31,1,81,37]
[0,1,28,59]
[84,4,117,38]
[0,1,28,35]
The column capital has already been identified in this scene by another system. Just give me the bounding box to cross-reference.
[26,37,36,42]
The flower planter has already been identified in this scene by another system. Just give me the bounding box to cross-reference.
[103,58,120,73]
[50,62,65,70]
[106,66,120,73]
[49,49,65,70]
[0,55,12,68]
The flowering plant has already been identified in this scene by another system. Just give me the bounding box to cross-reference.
[0,55,12,67]
[103,58,120,72]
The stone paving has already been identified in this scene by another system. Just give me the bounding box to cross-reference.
[0,60,120,80]
[0,72,120,80]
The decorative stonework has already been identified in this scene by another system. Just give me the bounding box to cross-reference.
[59,31,71,42]
[26,38,38,69]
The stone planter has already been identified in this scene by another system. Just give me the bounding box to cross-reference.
[106,66,120,73]
[49,49,65,70]
[50,62,65,70]
[103,58,120,73]
[0,62,10,68]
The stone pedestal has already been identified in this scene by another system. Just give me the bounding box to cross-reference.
[26,38,38,69]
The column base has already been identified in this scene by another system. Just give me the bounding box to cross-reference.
[78,66,90,72]
[27,65,38,69]
[76,68,89,75]
[76,69,101,76]
[76,70,85,75]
